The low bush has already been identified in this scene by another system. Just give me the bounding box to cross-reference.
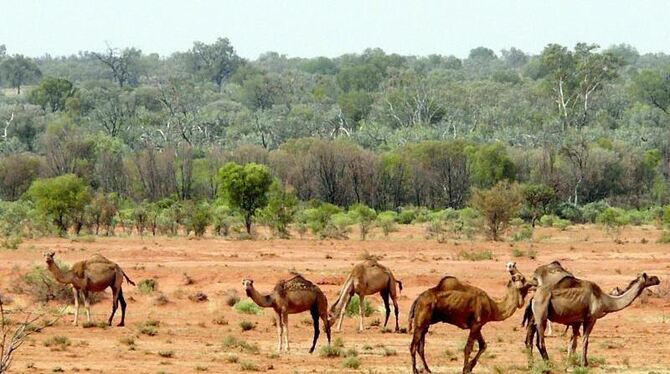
[342,357,361,369]
[345,295,375,317]
[376,211,398,238]
[137,278,158,294]
[234,299,262,315]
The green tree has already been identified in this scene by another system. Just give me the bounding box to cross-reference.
[630,68,670,116]
[0,55,41,94]
[189,37,243,90]
[523,184,556,227]
[470,180,523,241]
[469,143,516,188]
[27,174,90,234]
[261,181,298,238]
[218,162,273,235]
[348,203,377,240]
[28,77,77,112]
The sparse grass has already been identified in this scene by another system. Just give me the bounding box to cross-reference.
[342,356,361,369]
[137,278,158,294]
[457,249,494,261]
[137,319,160,336]
[119,337,136,346]
[234,299,263,315]
[44,336,71,351]
[382,347,397,356]
[344,347,358,358]
[195,365,208,371]
[212,314,228,325]
[158,350,174,358]
[530,359,554,374]
[225,354,239,363]
[239,320,255,331]
[224,289,241,307]
[239,361,260,371]
[444,349,458,361]
[319,344,343,358]
[82,321,108,329]
[152,293,170,306]
[573,367,589,374]
[222,335,259,354]
[333,337,345,348]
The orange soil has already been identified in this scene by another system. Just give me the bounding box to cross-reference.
[1,225,669,373]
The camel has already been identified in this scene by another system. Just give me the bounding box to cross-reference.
[408,262,532,374]
[532,272,660,367]
[242,273,331,353]
[44,251,135,326]
[329,259,403,332]
[522,261,574,344]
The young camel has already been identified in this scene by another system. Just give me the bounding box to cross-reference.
[532,272,660,367]
[44,251,135,326]
[329,259,403,332]
[242,273,331,353]
[408,262,532,374]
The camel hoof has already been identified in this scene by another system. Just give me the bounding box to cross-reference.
[117,322,125,327]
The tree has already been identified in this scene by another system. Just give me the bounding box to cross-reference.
[189,38,243,90]
[469,143,516,188]
[348,203,376,240]
[470,180,523,241]
[218,162,273,235]
[28,77,76,112]
[524,184,556,227]
[261,181,298,238]
[27,174,91,234]
[92,47,142,87]
[630,68,670,115]
[0,55,41,94]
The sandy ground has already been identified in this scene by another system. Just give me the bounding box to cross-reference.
[1,225,669,374]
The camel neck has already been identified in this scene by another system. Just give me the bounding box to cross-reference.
[245,286,274,308]
[46,261,75,285]
[602,279,644,313]
[492,285,521,321]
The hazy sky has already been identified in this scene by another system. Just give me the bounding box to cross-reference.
[1,0,669,59]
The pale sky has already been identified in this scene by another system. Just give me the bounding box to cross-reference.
[1,0,669,59]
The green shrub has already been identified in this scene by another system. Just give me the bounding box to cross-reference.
[184,202,211,237]
[557,203,583,223]
[582,201,609,223]
[234,299,263,315]
[348,204,376,240]
[322,212,353,239]
[598,207,629,240]
[137,319,160,336]
[137,278,158,294]
[260,181,298,238]
[657,231,670,243]
[539,214,557,227]
[15,264,78,303]
[396,207,418,224]
[319,344,342,358]
[552,218,571,231]
[239,321,255,331]
[470,181,523,241]
[43,336,71,350]
[302,203,341,237]
[425,219,446,242]
[342,357,361,369]
[345,295,375,317]
[240,361,260,371]
[376,211,398,238]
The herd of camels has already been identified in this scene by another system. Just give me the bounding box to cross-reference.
[42,251,660,373]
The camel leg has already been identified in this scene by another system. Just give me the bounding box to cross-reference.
[275,312,283,352]
[525,319,535,352]
[72,287,80,326]
[465,330,486,373]
[108,287,120,326]
[532,296,551,362]
[282,313,290,352]
[391,292,400,332]
[418,327,431,373]
[581,320,596,367]
[82,290,91,323]
[309,304,320,353]
[320,311,331,347]
[462,329,478,374]
[117,288,127,327]
[410,325,426,374]
[381,290,391,329]
[567,324,580,359]
[358,294,365,332]
[547,320,553,336]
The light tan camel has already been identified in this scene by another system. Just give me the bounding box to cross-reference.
[408,262,532,374]
[532,272,660,367]
[242,273,331,353]
[44,251,135,326]
[329,259,403,332]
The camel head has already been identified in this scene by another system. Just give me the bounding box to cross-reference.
[43,251,56,265]
[507,271,532,307]
[242,279,254,289]
[638,273,661,288]
[506,261,518,275]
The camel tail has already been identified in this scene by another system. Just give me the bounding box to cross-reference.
[123,271,136,286]
[522,301,533,327]
[407,296,419,333]
[396,280,403,293]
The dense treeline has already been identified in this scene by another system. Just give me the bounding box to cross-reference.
[1,40,670,215]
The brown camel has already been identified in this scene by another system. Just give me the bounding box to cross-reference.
[329,259,403,332]
[44,251,135,326]
[408,262,532,374]
[532,272,660,367]
[242,273,331,353]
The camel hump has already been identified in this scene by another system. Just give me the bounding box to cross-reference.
[435,275,459,289]
[276,273,318,296]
